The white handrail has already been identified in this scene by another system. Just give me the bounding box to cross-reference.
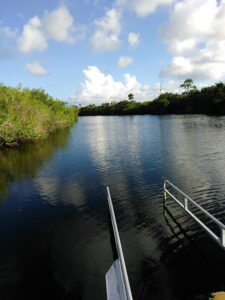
[106,187,133,300]
[164,180,225,249]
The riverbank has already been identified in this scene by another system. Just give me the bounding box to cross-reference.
[0,84,78,147]
[79,82,225,116]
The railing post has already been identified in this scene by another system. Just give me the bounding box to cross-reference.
[184,198,188,211]
[164,181,167,206]
[106,187,133,300]
[221,229,225,247]
[164,180,225,251]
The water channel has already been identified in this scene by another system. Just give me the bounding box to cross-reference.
[0,115,225,299]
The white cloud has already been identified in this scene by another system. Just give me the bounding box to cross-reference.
[17,6,82,54]
[70,67,194,105]
[42,6,75,44]
[118,56,133,68]
[3,27,18,38]
[70,66,150,105]
[132,0,175,16]
[128,32,140,47]
[117,0,175,17]
[25,61,49,76]
[17,16,47,54]
[160,0,225,80]
[90,8,122,53]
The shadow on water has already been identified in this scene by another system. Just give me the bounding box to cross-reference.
[0,121,112,300]
[133,203,225,300]
[0,127,72,198]
[0,127,77,299]
[159,206,225,300]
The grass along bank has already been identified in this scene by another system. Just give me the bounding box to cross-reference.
[0,84,78,147]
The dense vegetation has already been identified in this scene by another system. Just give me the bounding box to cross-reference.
[79,80,225,116]
[0,84,78,147]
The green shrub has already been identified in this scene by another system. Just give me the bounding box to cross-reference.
[0,84,78,145]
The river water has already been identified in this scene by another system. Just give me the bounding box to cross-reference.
[0,115,225,300]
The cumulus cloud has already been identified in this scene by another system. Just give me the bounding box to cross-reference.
[118,56,133,68]
[17,6,82,54]
[117,0,175,17]
[25,61,49,76]
[132,0,175,16]
[42,6,75,44]
[160,0,225,80]
[128,32,140,47]
[90,9,122,53]
[70,66,150,105]
[17,16,47,54]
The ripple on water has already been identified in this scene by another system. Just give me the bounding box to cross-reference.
[0,115,225,299]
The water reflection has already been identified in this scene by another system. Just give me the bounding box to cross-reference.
[0,127,72,197]
[158,115,225,222]
[80,115,225,299]
[0,115,225,299]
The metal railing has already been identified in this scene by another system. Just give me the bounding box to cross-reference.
[164,180,225,250]
[106,187,133,300]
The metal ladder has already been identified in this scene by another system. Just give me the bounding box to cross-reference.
[164,180,225,250]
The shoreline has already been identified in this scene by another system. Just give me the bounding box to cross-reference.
[79,82,225,116]
[0,85,78,149]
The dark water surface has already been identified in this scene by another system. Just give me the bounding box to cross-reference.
[0,115,225,300]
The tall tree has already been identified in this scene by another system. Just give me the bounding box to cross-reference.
[180,78,197,93]
[128,93,134,101]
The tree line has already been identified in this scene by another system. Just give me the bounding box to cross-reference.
[79,79,225,116]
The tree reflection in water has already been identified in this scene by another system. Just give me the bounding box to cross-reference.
[0,127,71,198]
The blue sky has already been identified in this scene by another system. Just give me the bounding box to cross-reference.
[1,0,225,105]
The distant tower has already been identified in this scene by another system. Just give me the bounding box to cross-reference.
[159,80,163,95]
